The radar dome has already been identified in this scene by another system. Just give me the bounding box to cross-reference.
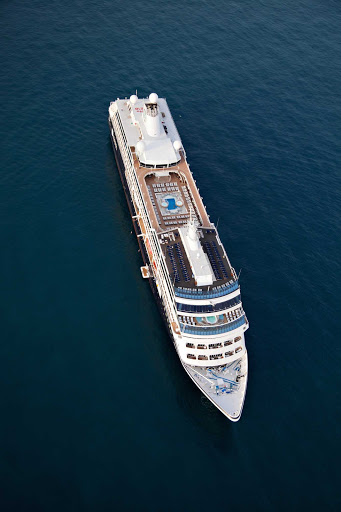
[149,92,158,103]
[130,94,138,104]
[173,140,182,151]
[136,141,145,153]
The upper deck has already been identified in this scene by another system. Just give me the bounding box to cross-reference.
[135,156,211,232]
[112,94,211,233]
[111,93,239,295]
[159,227,234,291]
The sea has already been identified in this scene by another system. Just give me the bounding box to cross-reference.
[1,0,340,510]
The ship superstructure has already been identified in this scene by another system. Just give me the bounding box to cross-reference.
[108,93,249,421]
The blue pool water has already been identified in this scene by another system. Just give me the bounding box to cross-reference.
[166,197,177,210]
[1,0,340,510]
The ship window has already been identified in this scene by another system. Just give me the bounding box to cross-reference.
[197,344,207,350]
[198,355,208,360]
[234,336,241,342]
[225,351,234,357]
[186,343,195,349]
[209,354,223,360]
[209,342,222,349]
[224,340,233,346]
[168,160,181,168]
[187,354,196,360]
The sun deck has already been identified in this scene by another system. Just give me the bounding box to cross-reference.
[125,98,236,293]
[158,227,234,291]
[134,155,211,233]
[131,152,238,294]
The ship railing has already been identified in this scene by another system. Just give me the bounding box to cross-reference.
[111,108,179,327]
[184,183,204,226]
[231,267,238,281]
[174,280,239,299]
[180,316,246,335]
[179,307,243,329]
[176,293,241,313]
[213,230,236,276]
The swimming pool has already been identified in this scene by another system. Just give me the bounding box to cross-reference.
[166,197,177,210]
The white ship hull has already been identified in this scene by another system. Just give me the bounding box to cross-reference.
[108,92,250,421]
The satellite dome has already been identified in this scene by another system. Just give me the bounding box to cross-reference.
[173,140,182,151]
[136,141,145,153]
[149,92,158,103]
[130,94,138,104]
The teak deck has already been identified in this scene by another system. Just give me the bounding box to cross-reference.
[131,150,234,291]
[133,154,210,232]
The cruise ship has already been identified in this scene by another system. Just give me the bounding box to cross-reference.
[108,93,249,421]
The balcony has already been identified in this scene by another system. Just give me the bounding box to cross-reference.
[176,294,241,313]
[180,316,246,336]
[174,280,239,299]
[180,307,243,329]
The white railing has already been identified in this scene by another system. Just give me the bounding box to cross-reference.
[231,267,238,280]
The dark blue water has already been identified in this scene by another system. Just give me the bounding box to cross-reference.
[1,0,340,510]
